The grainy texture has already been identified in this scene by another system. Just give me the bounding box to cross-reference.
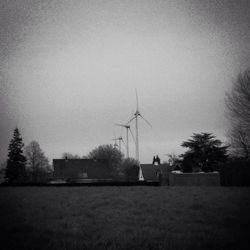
[0,187,250,249]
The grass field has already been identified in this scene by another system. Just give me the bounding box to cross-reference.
[0,186,250,250]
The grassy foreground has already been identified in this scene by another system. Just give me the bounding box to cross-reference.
[0,186,250,250]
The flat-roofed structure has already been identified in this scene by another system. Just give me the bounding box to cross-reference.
[53,159,112,182]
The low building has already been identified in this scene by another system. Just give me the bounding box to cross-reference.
[53,159,112,182]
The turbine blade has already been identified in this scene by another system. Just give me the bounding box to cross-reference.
[127,116,136,124]
[135,89,139,111]
[121,138,126,145]
[115,123,126,127]
[139,114,152,128]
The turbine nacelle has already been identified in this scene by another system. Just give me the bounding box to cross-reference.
[134,110,140,117]
[128,113,152,128]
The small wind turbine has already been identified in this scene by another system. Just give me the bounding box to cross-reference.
[117,136,125,152]
[115,123,135,158]
[127,90,152,180]
[112,137,118,149]
[112,136,125,152]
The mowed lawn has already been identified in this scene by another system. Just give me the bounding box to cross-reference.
[0,187,250,250]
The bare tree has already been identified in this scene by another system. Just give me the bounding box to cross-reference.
[25,141,51,182]
[166,153,181,167]
[225,69,250,158]
[227,125,250,159]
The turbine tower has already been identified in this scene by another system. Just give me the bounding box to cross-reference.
[115,123,135,158]
[128,90,152,180]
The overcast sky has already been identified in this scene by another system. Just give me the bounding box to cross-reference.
[0,0,250,164]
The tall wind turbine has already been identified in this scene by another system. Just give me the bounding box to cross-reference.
[128,90,152,180]
[115,124,135,158]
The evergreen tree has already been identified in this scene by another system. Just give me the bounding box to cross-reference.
[181,133,228,172]
[5,128,27,183]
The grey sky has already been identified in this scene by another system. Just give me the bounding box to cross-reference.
[0,0,250,164]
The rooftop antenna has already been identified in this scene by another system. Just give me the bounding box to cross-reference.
[115,123,135,158]
[127,89,152,180]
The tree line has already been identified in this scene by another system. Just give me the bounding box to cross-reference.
[4,128,52,184]
[3,128,139,184]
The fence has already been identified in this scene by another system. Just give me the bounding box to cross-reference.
[219,160,250,186]
[169,172,220,186]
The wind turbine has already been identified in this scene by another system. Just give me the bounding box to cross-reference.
[117,136,125,152]
[112,137,118,149]
[112,136,125,152]
[115,123,135,158]
[127,90,152,180]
